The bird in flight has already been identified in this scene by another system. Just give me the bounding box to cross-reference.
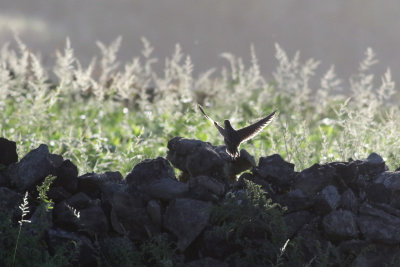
[198,105,276,159]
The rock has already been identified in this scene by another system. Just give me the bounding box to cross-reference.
[189,175,226,202]
[108,190,157,241]
[79,204,109,235]
[167,137,225,178]
[47,228,97,266]
[146,200,162,227]
[216,146,256,176]
[352,244,400,267]
[354,152,387,177]
[254,154,295,190]
[294,163,338,197]
[53,160,78,193]
[238,172,274,196]
[365,183,391,204]
[297,217,330,262]
[126,157,188,200]
[30,204,53,233]
[126,157,175,186]
[167,137,253,181]
[0,187,21,214]
[340,189,358,213]
[8,144,63,191]
[146,178,188,200]
[53,201,81,231]
[47,186,72,203]
[187,257,229,267]
[67,192,92,209]
[331,162,359,185]
[53,193,108,235]
[201,228,235,259]
[313,185,341,215]
[277,189,313,212]
[0,172,7,187]
[357,203,400,244]
[322,210,359,241]
[337,239,368,257]
[375,171,400,191]
[284,210,313,237]
[0,137,18,166]
[163,198,211,251]
[78,171,123,198]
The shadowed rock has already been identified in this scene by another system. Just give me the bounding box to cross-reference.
[126,157,188,200]
[163,198,211,251]
[357,203,400,244]
[284,210,313,237]
[0,137,18,166]
[294,163,338,197]
[187,257,229,267]
[313,185,341,215]
[47,228,97,266]
[322,209,359,241]
[189,175,226,202]
[7,144,63,191]
[340,188,358,213]
[53,159,79,193]
[0,187,21,214]
[254,154,295,190]
[78,171,123,198]
[167,137,254,182]
[108,189,158,241]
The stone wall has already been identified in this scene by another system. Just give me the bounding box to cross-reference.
[1,136,400,266]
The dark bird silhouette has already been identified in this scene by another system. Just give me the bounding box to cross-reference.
[198,105,276,159]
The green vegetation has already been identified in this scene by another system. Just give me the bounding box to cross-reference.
[1,38,399,176]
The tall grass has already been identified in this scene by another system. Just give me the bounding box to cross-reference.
[0,36,399,175]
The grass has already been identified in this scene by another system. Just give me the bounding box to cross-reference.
[1,37,399,177]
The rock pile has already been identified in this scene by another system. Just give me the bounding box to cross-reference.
[1,136,400,266]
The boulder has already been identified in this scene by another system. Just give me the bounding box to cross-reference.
[146,200,162,227]
[126,157,188,200]
[78,171,123,198]
[163,198,211,251]
[294,163,338,197]
[357,203,400,244]
[254,154,295,190]
[108,190,157,241]
[47,228,97,266]
[283,210,313,237]
[340,188,358,213]
[187,257,229,267]
[53,159,79,193]
[313,185,341,215]
[277,189,313,212]
[322,209,359,241]
[353,152,387,177]
[0,187,22,214]
[0,137,18,166]
[189,175,226,202]
[47,186,72,203]
[167,137,254,181]
[7,144,63,191]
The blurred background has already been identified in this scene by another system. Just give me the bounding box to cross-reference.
[0,0,399,85]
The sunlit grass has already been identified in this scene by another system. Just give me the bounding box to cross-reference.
[1,37,400,177]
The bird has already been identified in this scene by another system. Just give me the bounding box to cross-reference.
[198,105,276,159]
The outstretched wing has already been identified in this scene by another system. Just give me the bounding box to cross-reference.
[236,110,276,144]
[198,105,225,136]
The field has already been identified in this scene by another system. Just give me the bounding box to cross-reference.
[1,37,400,266]
[1,37,399,175]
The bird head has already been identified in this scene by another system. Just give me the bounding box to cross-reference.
[224,120,232,129]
